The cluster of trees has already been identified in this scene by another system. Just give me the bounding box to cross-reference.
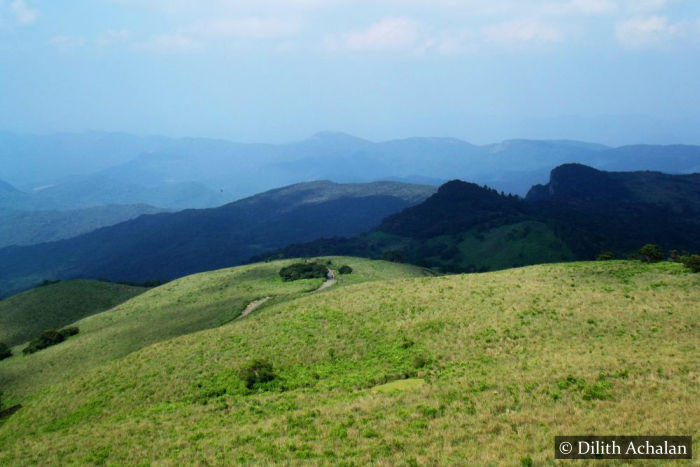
[279,262,328,281]
[638,244,699,272]
[22,327,79,355]
[597,244,699,273]
[0,342,11,361]
[1,327,81,361]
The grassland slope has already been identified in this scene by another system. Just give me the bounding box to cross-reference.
[0,260,696,465]
[0,257,428,398]
[0,280,147,347]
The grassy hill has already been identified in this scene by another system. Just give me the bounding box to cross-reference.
[0,280,148,347]
[0,258,428,397]
[0,259,697,465]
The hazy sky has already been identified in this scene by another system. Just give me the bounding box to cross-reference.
[1,0,699,144]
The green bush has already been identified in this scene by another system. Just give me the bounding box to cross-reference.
[279,263,328,282]
[639,244,663,262]
[680,254,700,273]
[382,250,404,263]
[338,265,353,275]
[0,342,11,361]
[22,327,80,355]
[59,327,80,339]
[240,359,276,389]
[596,251,615,261]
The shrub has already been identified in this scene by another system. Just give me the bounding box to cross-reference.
[240,359,276,389]
[279,263,328,282]
[0,342,11,361]
[639,244,663,262]
[59,327,80,339]
[680,254,700,273]
[381,250,404,263]
[596,251,615,261]
[412,354,428,369]
[338,265,353,275]
[23,326,80,355]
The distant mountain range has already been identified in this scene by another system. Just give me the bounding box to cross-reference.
[0,181,435,296]
[2,132,699,212]
[272,164,700,272]
[1,164,698,298]
[0,204,165,248]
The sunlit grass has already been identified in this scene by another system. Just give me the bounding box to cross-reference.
[0,260,697,465]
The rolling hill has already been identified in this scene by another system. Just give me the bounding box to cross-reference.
[0,279,148,347]
[0,204,165,248]
[274,164,700,272]
[0,258,696,464]
[0,181,435,297]
[0,257,428,397]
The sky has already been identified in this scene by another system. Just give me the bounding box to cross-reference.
[0,0,699,145]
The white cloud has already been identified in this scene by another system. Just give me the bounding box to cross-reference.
[48,35,86,51]
[329,17,420,51]
[10,0,37,25]
[546,0,618,15]
[188,17,301,39]
[138,33,201,52]
[615,15,683,48]
[96,29,132,47]
[483,19,563,43]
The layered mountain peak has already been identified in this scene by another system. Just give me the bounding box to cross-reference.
[526,163,629,202]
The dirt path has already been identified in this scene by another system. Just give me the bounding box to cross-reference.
[237,268,336,321]
[315,268,336,292]
[237,296,270,320]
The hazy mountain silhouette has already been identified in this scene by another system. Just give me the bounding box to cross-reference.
[0,181,435,297]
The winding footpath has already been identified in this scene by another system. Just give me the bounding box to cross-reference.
[237,297,271,320]
[237,268,336,321]
[315,268,336,292]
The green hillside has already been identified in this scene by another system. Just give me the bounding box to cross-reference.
[0,258,428,397]
[0,280,148,347]
[0,260,697,465]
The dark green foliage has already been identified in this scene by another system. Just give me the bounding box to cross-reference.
[596,251,615,261]
[0,342,11,361]
[382,250,404,263]
[412,354,428,369]
[23,330,64,355]
[275,166,700,274]
[338,265,353,275]
[639,244,663,263]
[279,263,328,282]
[240,359,276,389]
[520,455,534,467]
[59,327,80,338]
[22,327,79,355]
[680,254,700,273]
[669,250,681,262]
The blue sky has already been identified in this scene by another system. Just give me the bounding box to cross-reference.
[0,0,699,144]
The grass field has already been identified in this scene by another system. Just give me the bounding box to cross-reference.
[0,259,697,465]
[0,257,428,399]
[0,280,148,347]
